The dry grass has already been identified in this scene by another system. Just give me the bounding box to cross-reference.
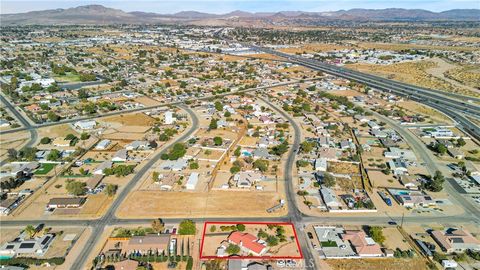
[326,258,429,270]
[117,191,286,218]
[446,65,480,89]
[103,113,156,126]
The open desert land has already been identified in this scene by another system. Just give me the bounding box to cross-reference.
[395,100,454,124]
[37,124,79,139]
[426,58,480,94]
[0,130,30,160]
[116,190,287,218]
[100,112,157,127]
[346,60,479,98]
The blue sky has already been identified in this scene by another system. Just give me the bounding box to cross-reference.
[1,0,479,14]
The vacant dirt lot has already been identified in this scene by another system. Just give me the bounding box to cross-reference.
[117,191,286,218]
[103,113,156,126]
[326,258,429,270]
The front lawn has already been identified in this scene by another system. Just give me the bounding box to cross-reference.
[321,240,338,247]
[34,163,56,175]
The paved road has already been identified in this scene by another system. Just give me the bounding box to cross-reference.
[0,92,37,166]
[69,104,199,270]
[259,96,317,269]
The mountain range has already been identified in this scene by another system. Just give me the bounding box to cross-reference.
[1,5,479,25]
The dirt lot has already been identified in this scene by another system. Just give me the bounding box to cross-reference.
[37,124,78,139]
[102,113,156,126]
[117,191,286,218]
[0,131,30,161]
[326,258,429,270]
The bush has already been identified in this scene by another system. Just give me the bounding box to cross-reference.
[0,257,65,266]
[178,219,196,235]
[40,137,51,144]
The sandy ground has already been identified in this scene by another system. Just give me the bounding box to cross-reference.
[117,191,287,218]
[0,131,30,161]
[102,113,156,126]
[425,58,480,94]
[326,258,429,270]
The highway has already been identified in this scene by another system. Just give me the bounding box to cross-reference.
[247,44,480,142]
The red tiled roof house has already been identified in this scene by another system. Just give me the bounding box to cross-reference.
[341,230,383,257]
[227,231,268,256]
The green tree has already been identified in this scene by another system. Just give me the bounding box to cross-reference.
[40,137,51,144]
[368,226,385,245]
[80,132,90,140]
[47,111,60,122]
[236,224,246,231]
[104,184,118,197]
[270,141,289,156]
[214,101,223,111]
[253,159,269,172]
[234,146,241,157]
[323,173,336,188]
[300,141,314,153]
[65,180,86,196]
[209,118,218,130]
[178,219,196,235]
[226,244,240,254]
[47,149,61,161]
[189,162,199,169]
[213,137,223,146]
[230,166,240,174]
[266,235,279,246]
[210,225,216,233]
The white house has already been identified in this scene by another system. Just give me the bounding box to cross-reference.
[320,187,341,209]
[95,139,111,150]
[93,161,113,175]
[112,149,128,162]
[164,111,174,125]
[74,120,96,130]
[185,172,199,190]
[314,158,328,172]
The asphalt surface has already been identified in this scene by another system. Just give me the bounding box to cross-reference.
[69,104,199,270]
[258,96,317,269]
[0,93,37,166]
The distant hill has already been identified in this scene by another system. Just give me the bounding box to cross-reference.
[1,5,479,25]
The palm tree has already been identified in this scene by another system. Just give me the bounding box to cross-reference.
[24,225,36,238]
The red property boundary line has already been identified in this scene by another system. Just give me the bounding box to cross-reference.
[199,221,304,260]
